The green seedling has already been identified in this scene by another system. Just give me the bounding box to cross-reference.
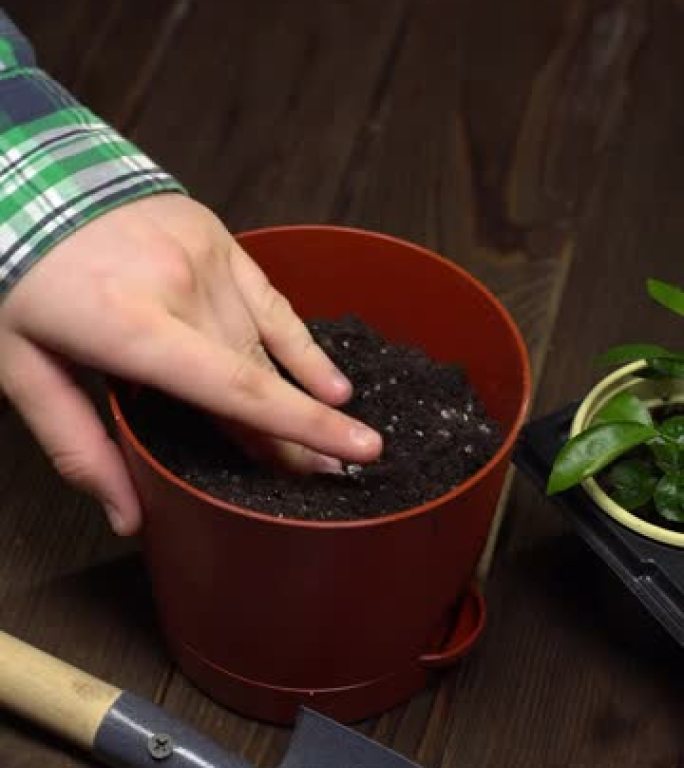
[547,279,684,524]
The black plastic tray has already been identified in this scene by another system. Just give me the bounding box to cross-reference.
[513,404,684,648]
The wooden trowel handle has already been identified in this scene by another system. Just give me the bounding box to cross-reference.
[0,630,250,768]
[0,630,121,749]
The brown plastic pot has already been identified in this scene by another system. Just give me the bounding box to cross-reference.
[109,225,531,725]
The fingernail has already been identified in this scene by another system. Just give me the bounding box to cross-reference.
[311,453,344,475]
[104,503,126,535]
[350,425,382,452]
[331,371,352,397]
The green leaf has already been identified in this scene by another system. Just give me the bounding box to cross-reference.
[660,415,684,446]
[648,278,684,317]
[643,357,684,379]
[606,459,658,510]
[650,437,682,474]
[594,391,653,427]
[650,415,684,473]
[596,344,672,367]
[653,473,684,522]
[547,422,659,495]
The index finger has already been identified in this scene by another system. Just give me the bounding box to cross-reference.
[105,314,383,463]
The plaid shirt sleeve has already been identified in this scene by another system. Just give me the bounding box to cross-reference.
[0,10,186,296]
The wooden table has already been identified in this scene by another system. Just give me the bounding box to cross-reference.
[1,1,683,765]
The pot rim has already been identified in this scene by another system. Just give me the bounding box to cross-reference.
[571,360,684,549]
[108,224,532,530]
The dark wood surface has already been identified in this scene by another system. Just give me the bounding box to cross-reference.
[1,0,683,765]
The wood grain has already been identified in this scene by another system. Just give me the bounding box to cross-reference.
[425,1,684,766]
[1,0,192,127]
[131,0,413,225]
[0,407,170,766]
[1,0,682,766]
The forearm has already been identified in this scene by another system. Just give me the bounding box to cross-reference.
[0,9,185,296]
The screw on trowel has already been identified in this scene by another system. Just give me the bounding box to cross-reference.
[0,630,424,768]
[147,732,174,760]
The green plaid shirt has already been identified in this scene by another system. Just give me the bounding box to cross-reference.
[0,10,185,295]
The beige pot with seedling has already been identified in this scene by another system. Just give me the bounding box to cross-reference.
[548,279,684,548]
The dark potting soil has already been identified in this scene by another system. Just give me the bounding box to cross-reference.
[120,316,503,521]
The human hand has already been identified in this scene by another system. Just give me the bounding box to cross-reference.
[0,194,382,534]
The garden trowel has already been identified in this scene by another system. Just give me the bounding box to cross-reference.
[0,629,421,767]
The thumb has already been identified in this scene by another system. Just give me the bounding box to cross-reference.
[1,339,140,534]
